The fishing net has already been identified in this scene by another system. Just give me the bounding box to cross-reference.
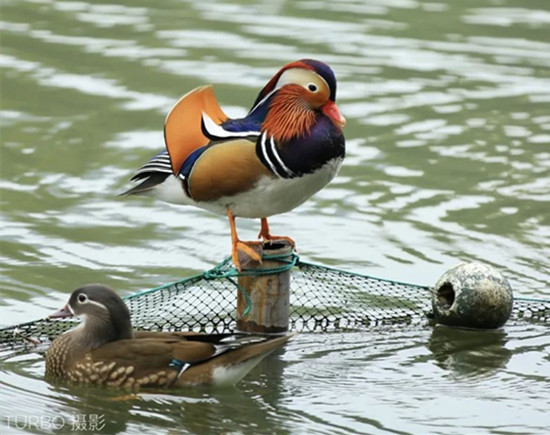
[1,253,549,354]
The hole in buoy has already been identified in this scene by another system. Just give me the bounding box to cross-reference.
[437,282,455,310]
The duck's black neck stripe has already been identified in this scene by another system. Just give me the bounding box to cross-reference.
[257,131,296,179]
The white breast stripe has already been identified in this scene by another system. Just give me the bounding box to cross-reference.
[269,136,296,178]
[260,131,282,177]
[202,113,261,139]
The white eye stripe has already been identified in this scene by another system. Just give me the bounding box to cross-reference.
[249,69,329,116]
[86,300,109,311]
[275,69,329,94]
[75,296,108,312]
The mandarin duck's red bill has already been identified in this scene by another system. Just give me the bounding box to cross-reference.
[121,59,346,270]
[45,284,294,389]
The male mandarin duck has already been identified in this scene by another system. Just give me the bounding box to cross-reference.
[122,59,346,270]
[45,284,294,389]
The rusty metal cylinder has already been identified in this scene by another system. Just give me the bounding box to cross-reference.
[236,241,293,334]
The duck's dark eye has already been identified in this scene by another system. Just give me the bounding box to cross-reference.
[308,83,318,92]
[78,294,87,303]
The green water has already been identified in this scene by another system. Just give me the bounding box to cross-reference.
[1,0,549,433]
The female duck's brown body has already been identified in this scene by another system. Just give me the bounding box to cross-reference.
[45,284,293,389]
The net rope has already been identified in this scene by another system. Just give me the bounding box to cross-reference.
[1,253,549,353]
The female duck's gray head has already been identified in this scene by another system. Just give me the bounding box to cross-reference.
[50,284,133,347]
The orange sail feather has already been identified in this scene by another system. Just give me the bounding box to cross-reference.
[164,85,229,174]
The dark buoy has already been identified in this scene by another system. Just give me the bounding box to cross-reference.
[236,241,293,334]
[432,262,513,329]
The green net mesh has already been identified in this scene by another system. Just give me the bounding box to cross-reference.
[1,253,549,354]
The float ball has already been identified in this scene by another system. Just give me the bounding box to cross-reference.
[432,262,513,329]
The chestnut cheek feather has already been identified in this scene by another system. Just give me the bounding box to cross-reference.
[263,88,316,142]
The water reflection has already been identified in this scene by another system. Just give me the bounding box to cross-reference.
[428,325,512,377]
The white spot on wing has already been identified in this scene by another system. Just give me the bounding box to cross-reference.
[202,113,260,139]
[211,355,266,386]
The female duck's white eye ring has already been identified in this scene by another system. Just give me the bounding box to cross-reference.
[307,83,318,92]
[78,294,87,303]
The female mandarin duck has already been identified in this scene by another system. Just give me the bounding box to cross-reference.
[45,284,293,389]
[122,59,346,270]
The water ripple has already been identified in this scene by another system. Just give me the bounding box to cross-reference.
[1,0,550,433]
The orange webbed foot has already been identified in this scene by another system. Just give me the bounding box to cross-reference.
[257,218,296,249]
[232,240,262,271]
[227,208,265,271]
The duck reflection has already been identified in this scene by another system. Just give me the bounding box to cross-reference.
[428,325,512,377]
